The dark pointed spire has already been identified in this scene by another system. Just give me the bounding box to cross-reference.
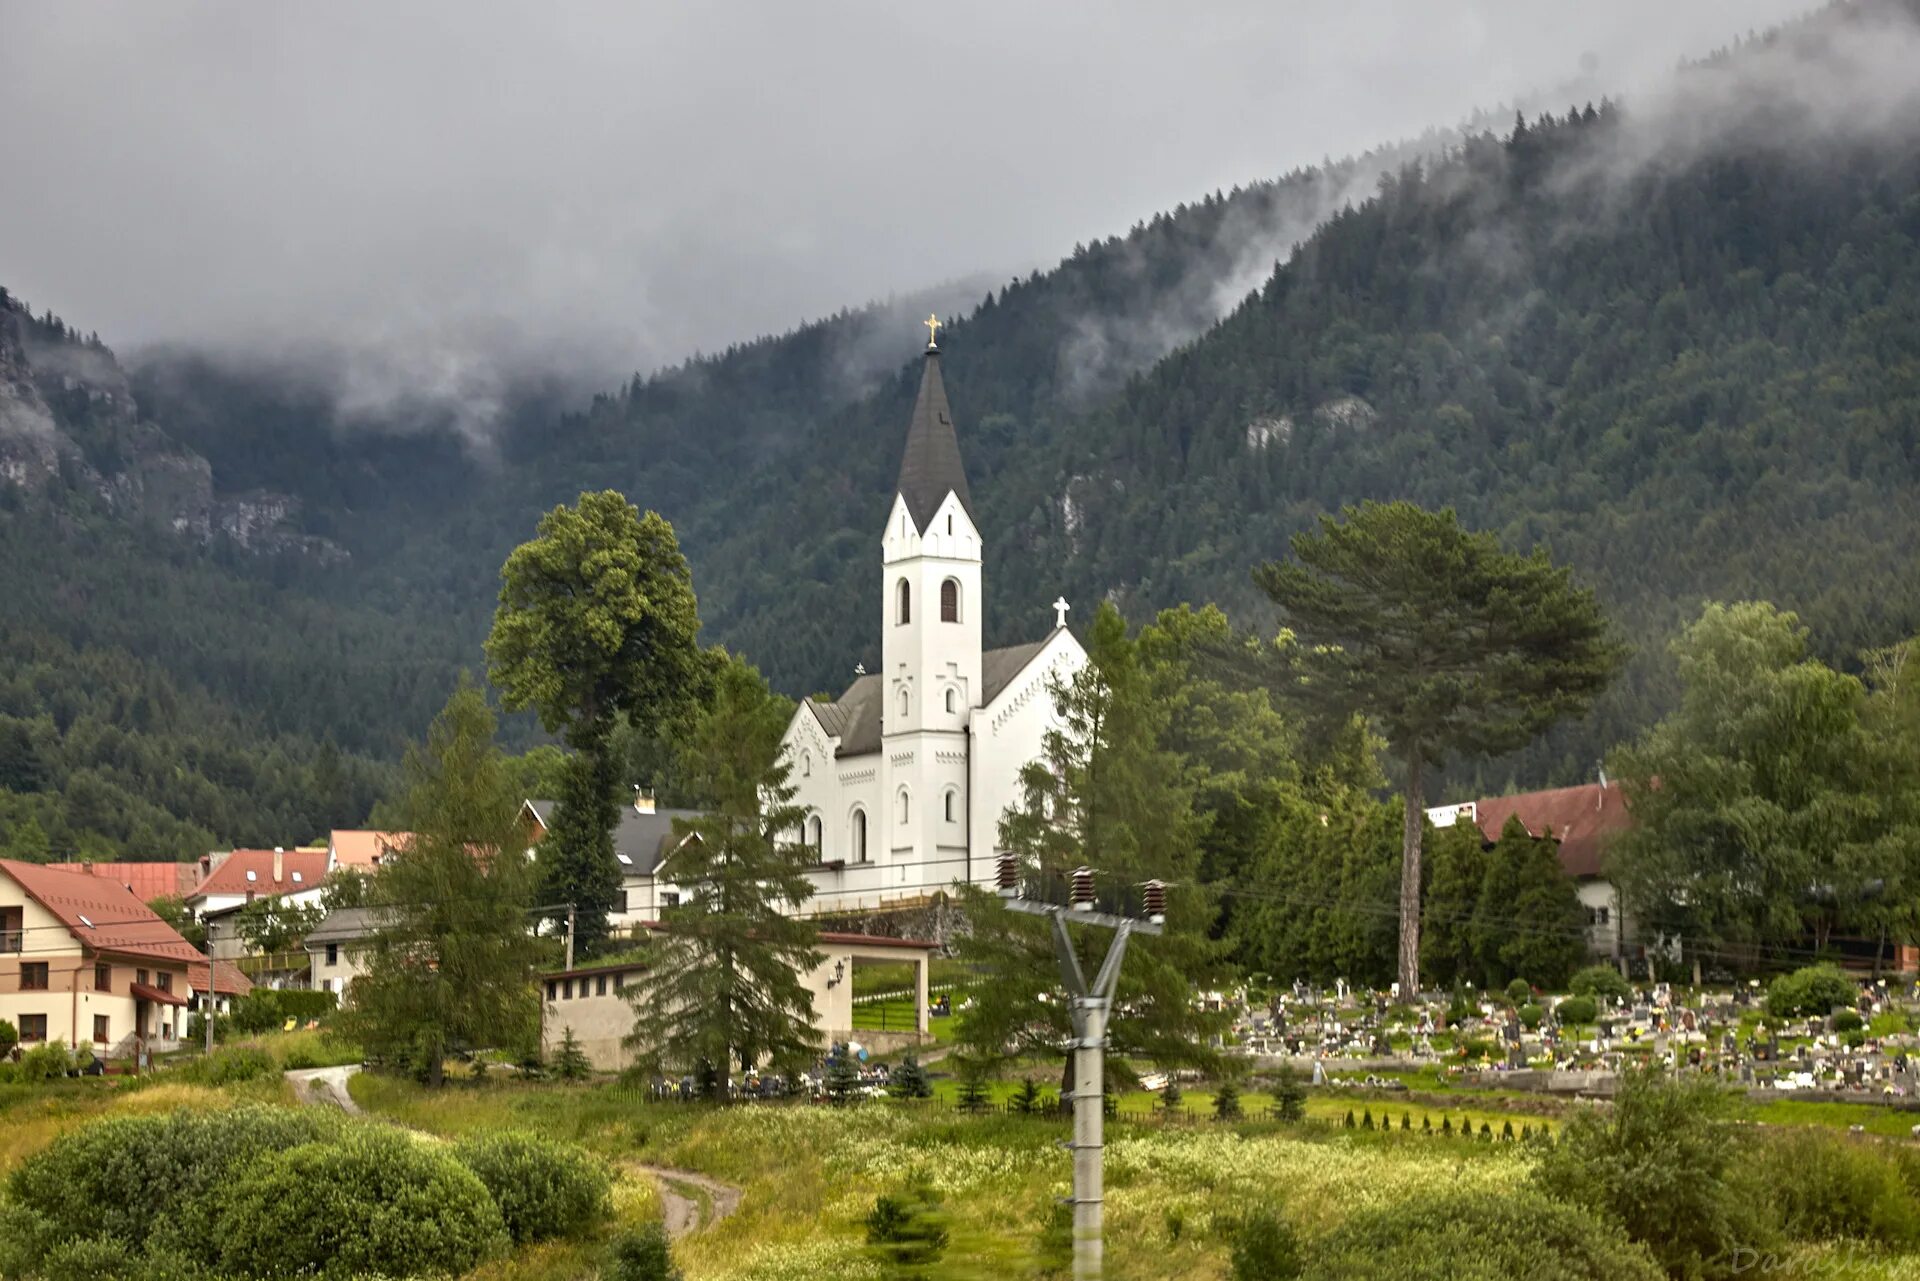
[894,343,973,532]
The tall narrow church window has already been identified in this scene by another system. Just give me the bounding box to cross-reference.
[898,686,910,717]
[806,814,822,852]
[800,751,811,777]
[851,808,867,862]
[897,787,910,826]
[896,578,911,624]
[940,578,959,623]
[947,514,953,535]
[944,687,956,714]
[944,789,957,822]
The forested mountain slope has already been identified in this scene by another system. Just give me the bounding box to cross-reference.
[3,0,1917,857]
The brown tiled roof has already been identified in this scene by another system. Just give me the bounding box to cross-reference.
[0,859,206,967]
[1472,782,1632,879]
[191,849,330,901]
[186,958,254,997]
[46,861,200,903]
[328,831,410,870]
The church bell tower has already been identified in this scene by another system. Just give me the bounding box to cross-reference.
[879,316,982,870]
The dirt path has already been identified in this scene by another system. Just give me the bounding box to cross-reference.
[285,1064,362,1114]
[627,1163,743,1238]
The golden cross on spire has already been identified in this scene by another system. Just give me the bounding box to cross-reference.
[924,312,942,349]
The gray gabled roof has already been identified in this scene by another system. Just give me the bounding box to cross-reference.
[807,635,1059,759]
[305,906,384,946]
[525,799,704,878]
[894,348,973,531]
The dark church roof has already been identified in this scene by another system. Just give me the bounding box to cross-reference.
[894,348,973,531]
[806,635,1059,758]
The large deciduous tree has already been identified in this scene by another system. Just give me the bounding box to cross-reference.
[625,654,819,1098]
[1254,501,1621,995]
[336,680,541,1086]
[956,602,1224,1078]
[1610,603,1914,969]
[486,491,706,958]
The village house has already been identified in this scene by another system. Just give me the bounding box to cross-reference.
[0,859,215,1058]
[537,928,935,1071]
[186,847,330,919]
[520,794,703,934]
[304,906,382,995]
[1429,780,1635,960]
[45,860,202,904]
[326,830,410,873]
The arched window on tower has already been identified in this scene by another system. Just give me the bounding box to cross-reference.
[805,814,822,852]
[897,787,910,826]
[940,578,959,623]
[800,751,811,777]
[898,686,910,718]
[943,788,958,823]
[851,808,868,862]
[944,687,957,714]
[896,578,911,624]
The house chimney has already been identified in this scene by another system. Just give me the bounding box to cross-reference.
[273,848,284,882]
[634,787,655,815]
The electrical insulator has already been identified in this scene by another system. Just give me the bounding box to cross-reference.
[996,851,1019,897]
[1143,879,1166,925]
[1070,866,1095,911]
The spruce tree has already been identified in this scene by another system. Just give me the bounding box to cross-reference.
[335,680,541,1087]
[1254,501,1622,994]
[555,1027,592,1081]
[826,1047,864,1106]
[1271,1064,1307,1122]
[887,1052,932,1100]
[625,655,820,1100]
[1213,1080,1242,1121]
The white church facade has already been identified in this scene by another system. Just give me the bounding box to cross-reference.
[780,325,1085,916]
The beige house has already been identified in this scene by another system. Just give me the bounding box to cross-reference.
[304,907,381,995]
[1,859,209,1059]
[540,930,935,1071]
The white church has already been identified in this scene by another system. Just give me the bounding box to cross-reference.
[779,323,1086,916]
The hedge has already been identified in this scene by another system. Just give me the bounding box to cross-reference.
[452,1131,610,1244]
[1300,1189,1663,1280]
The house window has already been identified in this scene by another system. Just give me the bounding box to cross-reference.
[663,892,681,909]
[93,1015,109,1043]
[326,943,339,966]
[1590,906,1611,926]
[851,809,868,863]
[20,962,48,991]
[156,972,172,993]
[806,815,823,851]
[613,972,625,992]
[941,578,959,622]
[136,969,148,986]
[563,979,574,1000]
[546,980,559,1001]
[596,975,608,997]
[944,789,958,823]
[19,1014,46,1042]
[897,788,910,826]
[945,687,957,714]
[95,962,111,992]
[896,578,911,624]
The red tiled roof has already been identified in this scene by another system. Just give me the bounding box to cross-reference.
[186,957,255,997]
[130,981,189,1007]
[328,830,410,870]
[46,861,200,904]
[1471,782,1633,879]
[191,849,330,901]
[0,859,206,967]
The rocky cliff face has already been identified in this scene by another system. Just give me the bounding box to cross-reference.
[0,293,345,563]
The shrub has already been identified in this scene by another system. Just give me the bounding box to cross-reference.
[8,1104,340,1253]
[1555,995,1597,1026]
[1569,965,1631,1002]
[1753,1129,1920,1247]
[18,1040,73,1082]
[184,1044,276,1085]
[37,1236,203,1281]
[1231,1208,1301,1281]
[1534,1066,1771,1277]
[0,1017,16,1057]
[1766,965,1856,1018]
[231,988,337,1034]
[606,1223,681,1281]
[453,1131,610,1244]
[1301,1189,1661,1280]
[1831,1009,1864,1034]
[1505,978,1532,1006]
[865,1177,950,1270]
[1518,1003,1544,1030]
[210,1128,507,1279]
[1271,1065,1306,1123]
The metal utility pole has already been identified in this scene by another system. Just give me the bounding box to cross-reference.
[204,920,216,1055]
[1000,859,1164,1281]
[564,903,576,972]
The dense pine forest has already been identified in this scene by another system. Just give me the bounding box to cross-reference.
[2,0,1917,858]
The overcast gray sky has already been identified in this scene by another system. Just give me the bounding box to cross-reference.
[1,1,1814,387]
